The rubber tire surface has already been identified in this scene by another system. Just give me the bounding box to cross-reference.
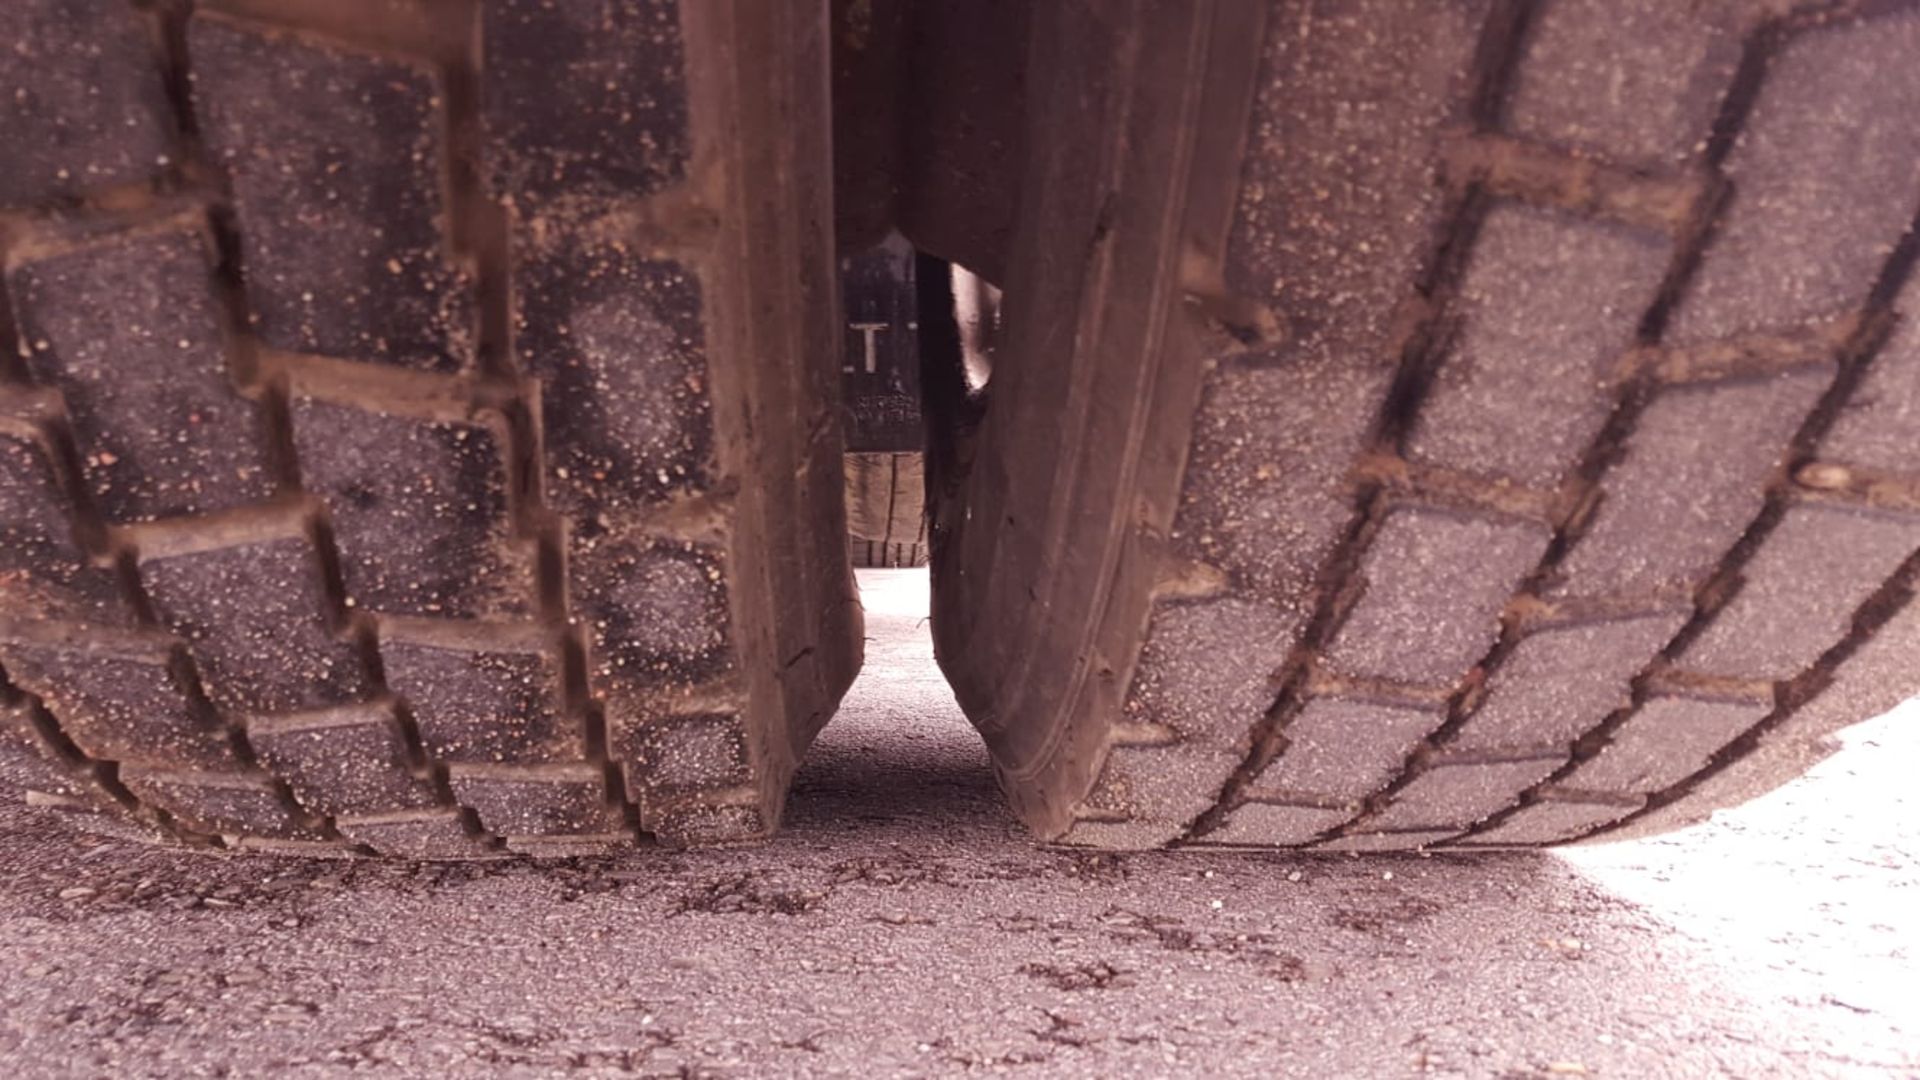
[0,0,860,859]
[926,0,1920,851]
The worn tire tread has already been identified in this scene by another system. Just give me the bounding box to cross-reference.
[0,0,857,859]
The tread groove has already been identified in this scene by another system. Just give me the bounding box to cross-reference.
[1176,2,1920,849]
[4,0,854,856]
[0,660,208,846]
[1469,195,1920,843]
[1335,11,1920,846]
[1177,4,1541,843]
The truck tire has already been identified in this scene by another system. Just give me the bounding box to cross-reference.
[923,0,1920,850]
[845,451,928,569]
[836,235,927,567]
[0,0,860,858]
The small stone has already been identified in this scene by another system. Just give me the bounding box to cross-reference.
[57,886,96,901]
[1796,462,1852,490]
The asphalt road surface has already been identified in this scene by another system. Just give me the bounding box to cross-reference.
[0,569,1914,1078]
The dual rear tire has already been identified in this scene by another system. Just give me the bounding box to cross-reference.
[5,0,1919,858]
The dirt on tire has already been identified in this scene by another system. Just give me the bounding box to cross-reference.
[916,0,1920,851]
[0,0,860,859]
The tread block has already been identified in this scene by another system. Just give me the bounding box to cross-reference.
[1205,801,1354,847]
[576,538,734,696]
[481,0,690,202]
[1822,279,1920,471]
[1070,743,1242,847]
[1505,0,1745,167]
[1226,0,1479,371]
[1774,582,1920,743]
[1550,370,1829,596]
[445,762,623,837]
[0,630,233,769]
[0,701,99,805]
[1175,363,1391,605]
[505,833,635,858]
[1324,507,1550,685]
[1679,503,1920,678]
[1452,609,1688,752]
[187,14,472,371]
[1565,694,1767,795]
[247,703,440,817]
[377,623,574,764]
[648,802,768,847]
[231,836,360,859]
[0,701,163,840]
[0,431,125,623]
[613,710,751,795]
[1179,0,1484,603]
[8,221,274,522]
[1615,580,1920,840]
[139,535,368,714]
[291,397,532,618]
[1121,598,1304,749]
[0,0,173,207]
[1245,698,1445,804]
[513,244,713,513]
[119,765,319,839]
[1408,205,1668,487]
[1364,755,1563,831]
[34,796,174,844]
[1671,8,1920,343]
[336,808,493,859]
[1318,830,1459,852]
[1467,794,1639,845]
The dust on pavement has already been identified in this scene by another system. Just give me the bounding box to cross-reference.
[0,570,1913,1077]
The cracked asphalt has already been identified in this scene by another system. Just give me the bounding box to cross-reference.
[0,569,1914,1078]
